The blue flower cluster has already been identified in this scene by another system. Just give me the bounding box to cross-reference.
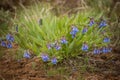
[102,47,112,53]
[93,48,100,54]
[61,36,68,44]
[0,33,14,48]
[82,43,89,51]
[6,42,12,48]
[99,20,107,28]
[103,37,110,43]
[47,37,68,51]
[47,42,61,50]
[45,37,67,64]
[89,18,95,26]
[93,46,112,54]
[41,54,57,64]
[70,26,79,38]
[55,44,61,50]
[88,17,107,28]
[51,58,57,64]
[82,27,88,34]
[41,54,50,62]
[1,41,6,47]
[6,34,14,42]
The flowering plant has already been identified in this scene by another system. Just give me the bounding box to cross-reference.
[12,4,111,63]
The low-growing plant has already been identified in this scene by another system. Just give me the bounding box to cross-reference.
[12,2,111,63]
[0,9,12,35]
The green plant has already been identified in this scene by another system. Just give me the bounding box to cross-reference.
[0,9,12,35]
[12,2,111,62]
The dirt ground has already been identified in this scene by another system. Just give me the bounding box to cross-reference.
[0,45,120,80]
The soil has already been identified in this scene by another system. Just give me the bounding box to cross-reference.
[0,45,120,80]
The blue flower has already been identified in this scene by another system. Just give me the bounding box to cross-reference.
[99,20,107,28]
[51,58,57,64]
[7,42,12,48]
[10,36,14,42]
[6,34,14,42]
[70,26,79,38]
[105,47,112,53]
[61,39,67,44]
[89,18,95,26]
[102,47,108,53]
[82,43,88,51]
[23,50,31,58]
[55,45,61,50]
[1,41,6,47]
[82,27,88,34]
[70,30,76,35]
[93,48,100,54]
[61,37,68,44]
[41,54,49,62]
[72,27,79,33]
[103,37,110,43]
[6,34,11,41]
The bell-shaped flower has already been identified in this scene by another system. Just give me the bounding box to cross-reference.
[51,57,57,64]
[23,50,31,58]
[9,36,14,42]
[6,34,11,41]
[55,45,61,50]
[103,37,110,43]
[102,47,108,53]
[93,48,100,54]
[7,42,12,48]
[70,26,79,38]
[99,20,107,28]
[82,43,88,51]
[6,34,14,42]
[41,54,49,62]
[82,27,88,34]
[89,18,95,26]
[61,36,68,44]
[1,41,6,47]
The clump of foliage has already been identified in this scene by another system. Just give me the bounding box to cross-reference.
[0,9,12,35]
[12,3,111,63]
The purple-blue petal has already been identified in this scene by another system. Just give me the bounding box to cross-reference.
[51,58,57,64]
